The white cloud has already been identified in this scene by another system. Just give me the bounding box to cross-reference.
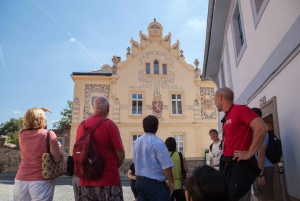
[52,120,59,123]
[13,111,21,114]
[0,46,6,70]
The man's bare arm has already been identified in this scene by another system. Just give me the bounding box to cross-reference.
[233,117,268,161]
[163,167,174,196]
[115,148,125,168]
[257,144,267,186]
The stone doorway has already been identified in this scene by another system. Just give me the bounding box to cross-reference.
[260,96,287,201]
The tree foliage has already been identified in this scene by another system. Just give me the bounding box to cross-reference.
[53,100,73,129]
[0,117,23,144]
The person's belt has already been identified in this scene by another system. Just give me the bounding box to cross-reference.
[136,176,158,181]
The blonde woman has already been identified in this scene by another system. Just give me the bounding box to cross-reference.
[13,107,62,201]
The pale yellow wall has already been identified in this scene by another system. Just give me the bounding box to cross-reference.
[70,20,218,159]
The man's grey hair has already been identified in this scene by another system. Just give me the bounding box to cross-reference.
[94,96,109,111]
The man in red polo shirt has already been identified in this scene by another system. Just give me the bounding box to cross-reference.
[214,87,268,201]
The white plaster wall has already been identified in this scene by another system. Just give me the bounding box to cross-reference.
[226,0,300,99]
[248,53,300,199]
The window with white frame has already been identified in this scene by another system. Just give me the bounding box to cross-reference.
[132,93,143,114]
[231,0,247,65]
[154,60,159,74]
[146,63,150,74]
[171,94,182,115]
[132,134,142,142]
[174,134,184,153]
[132,134,142,152]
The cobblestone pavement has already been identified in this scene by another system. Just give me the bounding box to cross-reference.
[0,175,134,201]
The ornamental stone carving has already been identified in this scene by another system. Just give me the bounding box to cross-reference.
[199,87,217,120]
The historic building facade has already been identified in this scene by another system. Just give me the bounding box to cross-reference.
[70,20,217,162]
[202,0,300,200]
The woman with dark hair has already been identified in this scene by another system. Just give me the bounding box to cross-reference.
[165,137,188,201]
[184,165,231,201]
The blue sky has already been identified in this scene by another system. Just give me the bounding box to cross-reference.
[0,0,208,128]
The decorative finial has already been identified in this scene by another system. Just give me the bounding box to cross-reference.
[154,18,156,22]
[127,47,131,55]
[194,59,199,68]
[112,56,118,66]
[180,49,184,57]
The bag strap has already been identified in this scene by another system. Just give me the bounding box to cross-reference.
[178,152,186,174]
[82,118,108,136]
[46,130,50,153]
[83,118,111,159]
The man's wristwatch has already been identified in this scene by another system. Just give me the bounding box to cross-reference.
[258,173,264,178]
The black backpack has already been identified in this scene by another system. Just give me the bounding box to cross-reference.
[265,130,282,164]
[210,140,223,152]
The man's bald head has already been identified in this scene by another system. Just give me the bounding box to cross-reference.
[93,96,109,113]
[215,87,234,102]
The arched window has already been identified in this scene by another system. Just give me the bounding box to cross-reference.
[154,60,159,74]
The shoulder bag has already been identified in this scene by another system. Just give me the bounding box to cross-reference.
[42,130,66,179]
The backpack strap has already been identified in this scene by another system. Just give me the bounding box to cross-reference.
[83,118,111,159]
[210,143,213,152]
[82,118,108,136]
[219,140,223,150]
[178,152,186,175]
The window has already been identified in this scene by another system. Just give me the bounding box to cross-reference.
[231,0,247,65]
[220,62,226,88]
[132,93,142,114]
[251,0,269,28]
[132,134,142,152]
[132,134,142,142]
[237,14,244,46]
[154,60,159,74]
[174,134,184,153]
[162,64,167,74]
[146,63,150,74]
[172,94,182,115]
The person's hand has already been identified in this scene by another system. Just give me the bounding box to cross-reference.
[258,176,266,186]
[41,107,52,113]
[167,182,174,196]
[233,150,251,161]
[132,176,136,180]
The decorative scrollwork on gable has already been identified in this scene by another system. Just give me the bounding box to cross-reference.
[138,70,175,89]
[83,84,110,119]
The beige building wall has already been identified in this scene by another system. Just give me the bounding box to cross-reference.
[70,20,218,160]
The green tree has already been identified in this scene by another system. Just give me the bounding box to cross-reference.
[53,100,73,129]
[0,117,23,144]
